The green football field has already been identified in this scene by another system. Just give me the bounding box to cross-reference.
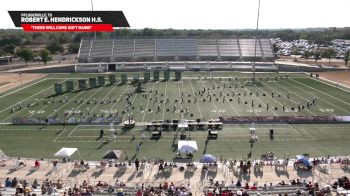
[0,71,349,161]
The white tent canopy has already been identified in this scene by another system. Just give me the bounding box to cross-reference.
[178,140,198,153]
[54,147,78,158]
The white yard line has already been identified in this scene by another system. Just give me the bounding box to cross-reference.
[210,80,241,116]
[260,82,299,117]
[53,127,68,142]
[121,93,138,122]
[241,83,280,116]
[109,85,130,111]
[268,81,319,116]
[47,90,85,117]
[0,80,56,114]
[177,81,183,111]
[162,81,168,120]
[74,88,104,111]
[0,78,47,100]
[292,78,350,107]
[289,79,350,114]
[141,83,156,122]
[200,80,222,117]
[67,126,79,138]
[314,76,350,93]
[0,80,65,122]
[88,85,118,114]
[188,79,203,119]
[276,80,334,116]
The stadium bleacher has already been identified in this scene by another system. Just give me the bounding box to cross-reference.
[78,38,275,63]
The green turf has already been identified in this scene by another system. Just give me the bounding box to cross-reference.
[0,72,349,161]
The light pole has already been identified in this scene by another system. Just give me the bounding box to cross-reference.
[90,0,96,40]
[252,0,261,83]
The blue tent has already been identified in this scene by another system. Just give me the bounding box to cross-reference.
[296,155,311,167]
[200,154,216,163]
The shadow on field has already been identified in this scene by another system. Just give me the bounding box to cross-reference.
[68,169,83,177]
[91,169,104,178]
[26,169,38,176]
[97,141,109,150]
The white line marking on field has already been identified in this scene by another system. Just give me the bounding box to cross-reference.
[162,81,168,120]
[0,79,66,122]
[110,85,130,111]
[75,87,104,110]
[293,78,350,107]
[188,79,203,119]
[0,79,54,114]
[47,90,85,117]
[314,76,350,93]
[200,81,222,116]
[121,93,138,122]
[210,79,240,116]
[269,81,319,116]
[289,79,350,114]
[67,126,78,138]
[53,127,68,142]
[89,84,118,114]
[261,82,298,117]
[142,83,156,122]
[0,78,47,100]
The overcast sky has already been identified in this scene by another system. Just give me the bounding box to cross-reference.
[1,0,349,29]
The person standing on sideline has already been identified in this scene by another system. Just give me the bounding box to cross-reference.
[136,143,140,153]
[141,131,145,142]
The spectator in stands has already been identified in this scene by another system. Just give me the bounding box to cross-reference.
[41,184,47,195]
[15,183,24,194]
[244,183,250,189]
[34,160,40,169]
[47,184,54,195]
[32,179,39,189]
[251,183,257,190]
[236,181,241,188]
[11,177,18,188]
[115,180,121,187]
[135,158,140,171]
[16,158,25,167]
[5,177,11,187]
[24,185,33,195]
[116,188,124,196]
[136,189,142,196]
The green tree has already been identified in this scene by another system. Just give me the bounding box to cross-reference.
[312,50,322,62]
[3,44,16,54]
[344,50,350,66]
[39,49,51,65]
[16,48,34,66]
[68,43,80,54]
[291,46,299,61]
[46,42,64,54]
[322,48,337,64]
[303,50,312,60]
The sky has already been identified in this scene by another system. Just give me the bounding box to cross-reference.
[1,0,349,29]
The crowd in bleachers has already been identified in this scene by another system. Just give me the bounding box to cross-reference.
[0,176,193,196]
[204,178,339,196]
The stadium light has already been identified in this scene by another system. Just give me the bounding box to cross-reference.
[91,0,96,39]
[252,0,261,83]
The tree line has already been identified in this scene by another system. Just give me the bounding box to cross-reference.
[0,27,349,65]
